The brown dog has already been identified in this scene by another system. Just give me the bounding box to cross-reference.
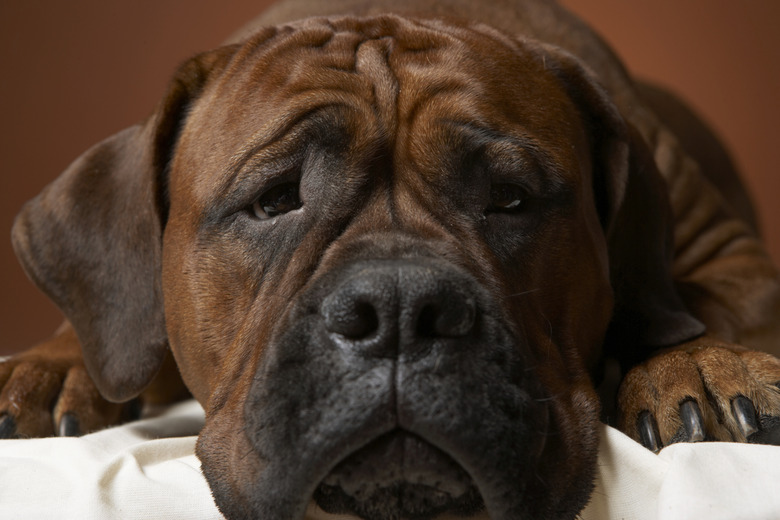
[4,0,780,519]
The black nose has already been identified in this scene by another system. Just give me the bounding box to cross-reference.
[321,260,477,357]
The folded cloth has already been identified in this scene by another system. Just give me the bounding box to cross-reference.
[586,424,780,520]
[0,401,215,520]
[1,400,779,520]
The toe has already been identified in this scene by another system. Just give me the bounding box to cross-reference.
[52,365,125,435]
[0,362,62,437]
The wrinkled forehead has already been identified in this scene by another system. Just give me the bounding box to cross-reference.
[215,16,579,131]
[226,15,513,108]
[179,15,588,197]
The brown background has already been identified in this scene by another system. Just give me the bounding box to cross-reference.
[1,1,778,355]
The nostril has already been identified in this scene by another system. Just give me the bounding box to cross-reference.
[415,297,476,338]
[416,304,438,338]
[325,298,380,340]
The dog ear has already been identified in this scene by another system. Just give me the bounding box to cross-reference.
[539,44,705,365]
[11,45,238,402]
[601,124,706,365]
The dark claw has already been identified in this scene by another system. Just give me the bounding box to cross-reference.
[0,414,16,439]
[58,413,80,437]
[638,411,662,453]
[732,396,759,438]
[680,400,705,442]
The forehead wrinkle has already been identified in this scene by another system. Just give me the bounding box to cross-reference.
[238,15,475,144]
[216,102,360,201]
[227,102,349,174]
[354,37,399,139]
[221,21,407,156]
[442,120,554,169]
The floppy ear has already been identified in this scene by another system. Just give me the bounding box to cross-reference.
[11,45,238,402]
[601,124,706,366]
[539,44,705,367]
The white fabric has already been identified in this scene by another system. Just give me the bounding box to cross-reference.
[1,400,779,520]
[585,426,780,520]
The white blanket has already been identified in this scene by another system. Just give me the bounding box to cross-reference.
[0,400,778,520]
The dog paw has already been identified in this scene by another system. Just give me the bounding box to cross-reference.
[617,342,780,451]
[0,334,137,438]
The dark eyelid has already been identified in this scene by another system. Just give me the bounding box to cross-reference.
[442,119,561,174]
[229,103,350,176]
[231,132,307,189]
[487,145,542,180]
[240,149,305,186]
[216,104,351,207]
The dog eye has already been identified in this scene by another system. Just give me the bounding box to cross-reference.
[488,183,526,213]
[251,183,302,220]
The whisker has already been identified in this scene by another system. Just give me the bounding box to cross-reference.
[505,288,541,299]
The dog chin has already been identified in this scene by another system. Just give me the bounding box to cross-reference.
[312,430,486,520]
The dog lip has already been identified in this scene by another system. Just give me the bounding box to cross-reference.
[313,429,485,518]
[321,429,475,495]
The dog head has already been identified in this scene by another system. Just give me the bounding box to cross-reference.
[13,15,703,520]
